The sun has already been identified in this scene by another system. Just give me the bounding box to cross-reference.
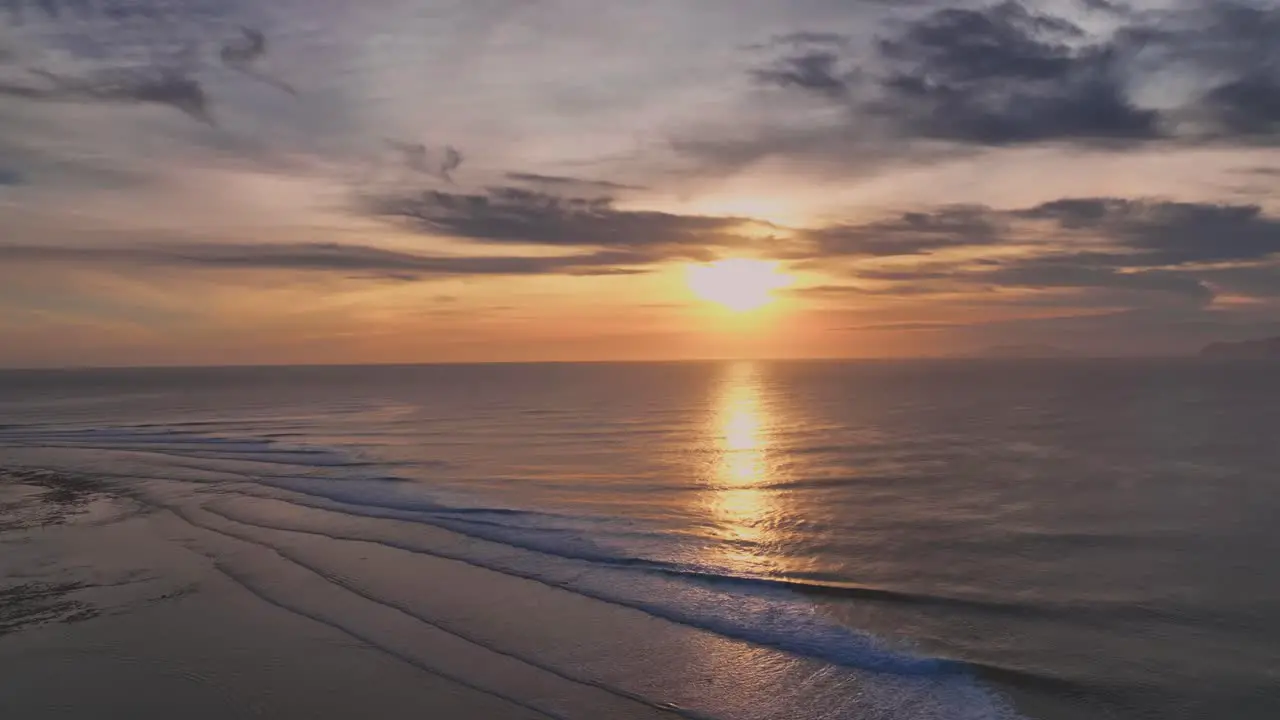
[685,259,792,313]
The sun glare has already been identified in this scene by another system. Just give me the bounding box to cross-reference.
[686,259,792,313]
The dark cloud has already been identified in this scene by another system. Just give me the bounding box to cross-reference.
[793,196,1280,306]
[3,0,140,22]
[801,206,1004,257]
[872,2,1157,144]
[1198,73,1280,136]
[806,197,1280,267]
[0,242,650,278]
[440,146,463,183]
[1197,263,1280,298]
[769,195,1280,312]
[504,172,645,192]
[385,141,465,183]
[2,0,232,27]
[878,3,1085,83]
[768,32,851,47]
[750,26,859,97]
[372,186,756,259]
[1078,0,1132,15]
[219,25,297,96]
[1018,198,1280,265]
[0,1,297,126]
[1170,3,1280,137]
[752,50,855,98]
[727,1,1280,171]
[975,258,1215,305]
[0,66,213,124]
[749,1,1158,146]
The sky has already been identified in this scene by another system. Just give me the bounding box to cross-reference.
[2,0,1280,366]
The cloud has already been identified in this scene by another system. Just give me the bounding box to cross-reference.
[765,32,852,48]
[0,0,243,124]
[870,2,1157,145]
[1165,3,1280,136]
[1196,263,1280,298]
[504,172,645,192]
[845,321,962,331]
[693,1,1280,175]
[751,50,854,98]
[810,282,974,298]
[1241,166,1280,177]
[0,241,651,278]
[800,205,1005,257]
[2,1,172,22]
[975,258,1215,305]
[1017,198,1280,264]
[372,185,759,259]
[808,196,1280,265]
[790,196,1280,307]
[1078,0,1132,15]
[385,141,465,183]
[0,68,212,124]
[750,1,1157,146]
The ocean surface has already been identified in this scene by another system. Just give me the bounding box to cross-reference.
[2,360,1278,719]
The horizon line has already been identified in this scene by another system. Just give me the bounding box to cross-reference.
[0,354,1219,372]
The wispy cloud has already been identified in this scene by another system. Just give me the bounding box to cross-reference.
[0,66,213,123]
[751,49,854,99]
[504,172,645,192]
[372,185,761,260]
[793,197,1280,309]
[0,242,652,278]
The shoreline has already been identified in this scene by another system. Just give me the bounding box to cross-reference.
[0,463,1025,720]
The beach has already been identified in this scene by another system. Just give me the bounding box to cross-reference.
[0,461,1007,720]
[0,468,556,719]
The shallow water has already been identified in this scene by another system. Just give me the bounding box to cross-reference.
[2,360,1278,719]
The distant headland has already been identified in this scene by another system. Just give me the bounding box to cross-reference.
[1200,336,1280,359]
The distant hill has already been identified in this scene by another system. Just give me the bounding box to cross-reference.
[1200,336,1280,359]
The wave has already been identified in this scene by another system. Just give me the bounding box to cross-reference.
[205,499,959,679]
[288,490,1200,629]
[245,476,998,609]
[0,426,394,470]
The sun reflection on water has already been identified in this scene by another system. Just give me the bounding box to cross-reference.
[705,361,783,574]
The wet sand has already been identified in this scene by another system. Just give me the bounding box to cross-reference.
[0,458,1021,720]
[0,468,589,720]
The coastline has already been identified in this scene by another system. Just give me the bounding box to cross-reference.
[0,462,1021,720]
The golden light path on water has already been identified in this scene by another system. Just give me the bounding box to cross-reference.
[704,361,788,575]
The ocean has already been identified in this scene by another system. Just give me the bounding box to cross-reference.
[1,360,1277,719]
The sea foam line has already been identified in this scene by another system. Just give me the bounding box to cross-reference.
[201,498,959,679]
